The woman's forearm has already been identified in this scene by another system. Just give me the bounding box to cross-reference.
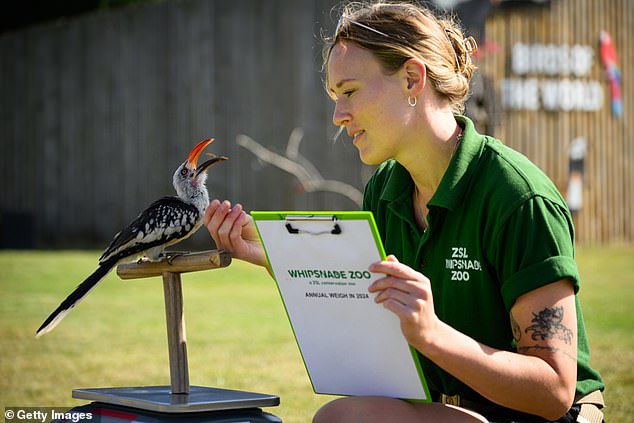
[420,319,575,420]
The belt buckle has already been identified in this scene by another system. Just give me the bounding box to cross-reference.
[441,393,461,406]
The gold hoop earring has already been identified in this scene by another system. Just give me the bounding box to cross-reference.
[408,96,417,107]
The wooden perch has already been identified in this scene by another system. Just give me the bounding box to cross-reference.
[117,250,231,279]
[116,250,231,395]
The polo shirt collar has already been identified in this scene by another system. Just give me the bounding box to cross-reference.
[380,160,417,228]
[428,115,483,212]
[379,115,483,215]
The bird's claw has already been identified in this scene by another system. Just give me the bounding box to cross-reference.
[159,251,189,264]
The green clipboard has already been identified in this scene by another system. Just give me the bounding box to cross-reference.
[251,211,430,402]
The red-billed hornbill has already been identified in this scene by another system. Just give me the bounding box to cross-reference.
[36,138,227,337]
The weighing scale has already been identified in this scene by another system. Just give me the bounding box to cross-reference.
[59,250,282,423]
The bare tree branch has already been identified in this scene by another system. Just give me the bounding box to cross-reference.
[236,130,363,207]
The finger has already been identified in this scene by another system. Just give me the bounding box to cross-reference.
[369,259,422,282]
[368,275,392,293]
[373,285,414,306]
[368,274,421,295]
[228,205,249,243]
[217,203,245,249]
[369,254,399,271]
[234,204,251,228]
[373,282,430,323]
[226,204,246,238]
[230,204,249,224]
[207,201,232,246]
[381,296,415,317]
[204,199,221,226]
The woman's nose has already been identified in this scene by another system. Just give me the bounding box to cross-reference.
[332,102,350,127]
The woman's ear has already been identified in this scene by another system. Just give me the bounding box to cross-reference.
[402,58,426,97]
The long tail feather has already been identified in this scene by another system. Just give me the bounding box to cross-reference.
[36,262,115,337]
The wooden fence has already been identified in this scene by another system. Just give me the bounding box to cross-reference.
[0,0,631,247]
[0,0,357,249]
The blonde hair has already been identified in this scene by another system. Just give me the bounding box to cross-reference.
[323,1,477,113]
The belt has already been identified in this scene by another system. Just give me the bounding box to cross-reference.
[439,394,492,410]
[438,393,526,420]
[439,393,463,406]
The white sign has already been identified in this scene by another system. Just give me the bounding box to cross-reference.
[502,43,604,112]
[502,78,603,111]
[511,43,594,76]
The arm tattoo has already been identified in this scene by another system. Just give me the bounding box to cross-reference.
[524,306,573,345]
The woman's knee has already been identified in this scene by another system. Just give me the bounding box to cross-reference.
[313,396,490,423]
[313,396,420,423]
[313,397,377,423]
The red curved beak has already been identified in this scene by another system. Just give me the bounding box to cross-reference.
[186,138,228,176]
[187,138,215,168]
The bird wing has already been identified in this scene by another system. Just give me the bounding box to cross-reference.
[37,197,202,337]
[99,196,201,264]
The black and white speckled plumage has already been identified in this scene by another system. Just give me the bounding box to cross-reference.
[100,197,202,264]
[36,139,226,337]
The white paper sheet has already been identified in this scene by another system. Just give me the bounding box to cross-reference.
[253,213,429,401]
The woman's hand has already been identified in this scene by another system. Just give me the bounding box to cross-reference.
[204,199,268,268]
[368,255,441,353]
[370,255,578,418]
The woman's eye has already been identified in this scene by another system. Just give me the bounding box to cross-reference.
[343,90,355,97]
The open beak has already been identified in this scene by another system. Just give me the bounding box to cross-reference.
[186,138,229,176]
[187,138,215,168]
[195,154,228,177]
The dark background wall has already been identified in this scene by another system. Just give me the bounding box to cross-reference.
[1,0,632,248]
[1,0,368,249]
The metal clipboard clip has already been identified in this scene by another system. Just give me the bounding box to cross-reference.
[284,215,342,235]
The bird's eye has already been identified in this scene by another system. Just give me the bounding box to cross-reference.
[180,168,188,176]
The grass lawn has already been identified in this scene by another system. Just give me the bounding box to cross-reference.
[0,246,632,422]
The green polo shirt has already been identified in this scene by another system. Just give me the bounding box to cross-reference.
[362,115,603,403]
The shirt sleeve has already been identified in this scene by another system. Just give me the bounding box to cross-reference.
[492,194,580,311]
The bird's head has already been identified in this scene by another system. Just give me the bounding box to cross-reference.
[173,138,228,200]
